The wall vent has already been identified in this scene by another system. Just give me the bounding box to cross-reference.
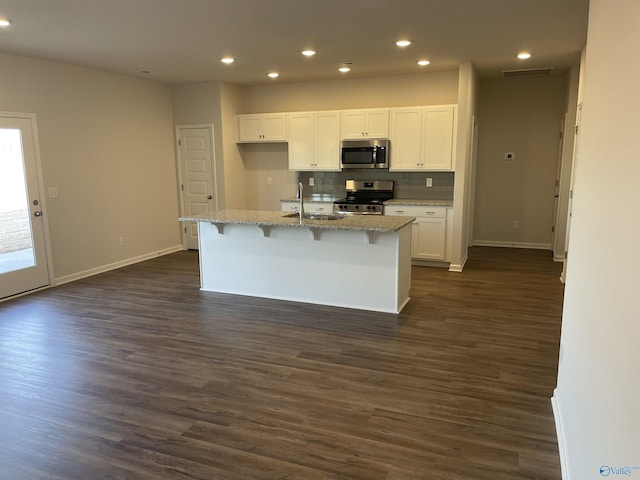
[502,67,555,78]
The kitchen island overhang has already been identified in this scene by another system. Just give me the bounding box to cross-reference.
[179,210,415,314]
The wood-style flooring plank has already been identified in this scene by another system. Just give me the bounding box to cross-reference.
[0,247,564,479]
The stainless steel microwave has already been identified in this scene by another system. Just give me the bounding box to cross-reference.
[341,139,389,169]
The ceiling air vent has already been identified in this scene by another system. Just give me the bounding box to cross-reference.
[502,67,555,78]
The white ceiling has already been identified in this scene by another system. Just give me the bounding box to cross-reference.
[0,0,590,86]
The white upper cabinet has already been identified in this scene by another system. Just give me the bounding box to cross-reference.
[423,106,456,170]
[388,107,423,170]
[341,109,389,139]
[236,113,287,142]
[288,111,341,171]
[389,105,456,171]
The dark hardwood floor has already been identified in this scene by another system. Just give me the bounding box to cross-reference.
[0,247,564,479]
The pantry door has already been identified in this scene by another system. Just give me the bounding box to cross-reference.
[176,125,217,249]
[0,114,51,300]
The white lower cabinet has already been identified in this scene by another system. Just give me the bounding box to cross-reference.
[385,205,448,261]
[412,217,446,260]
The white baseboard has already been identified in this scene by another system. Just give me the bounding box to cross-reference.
[448,252,468,272]
[54,244,184,286]
[551,390,570,480]
[472,240,552,250]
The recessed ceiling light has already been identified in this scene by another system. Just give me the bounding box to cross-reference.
[338,66,351,73]
[417,60,430,66]
[220,57,235,64]
[0,18,12,27]
[267,72,279,78]
[517,52,532,60]
[301,50,316,57]
[396,40,412,47]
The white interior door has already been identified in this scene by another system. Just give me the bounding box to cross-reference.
[552,115,567,258]
[176,125,217,250]
[0,114,51,300]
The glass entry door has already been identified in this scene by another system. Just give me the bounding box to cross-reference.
[0,115,50,299]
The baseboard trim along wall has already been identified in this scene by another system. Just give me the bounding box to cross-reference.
[472,240,552,250]
[448,252,468,272]
[551,390,570,480]
[54,245,184,286]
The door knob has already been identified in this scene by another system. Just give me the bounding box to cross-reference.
[207,195,213,199]
[34,211,42,217]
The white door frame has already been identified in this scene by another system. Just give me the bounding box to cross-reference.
[467,115,479,246]
[560,103,582,283]
[0,111,54,300]
[175,124,218,249]
[552,114,568,260]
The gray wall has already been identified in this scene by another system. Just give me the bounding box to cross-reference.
[0,52,180,281]
[473,75,568,248]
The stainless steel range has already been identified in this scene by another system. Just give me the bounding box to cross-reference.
[333,180,394,215]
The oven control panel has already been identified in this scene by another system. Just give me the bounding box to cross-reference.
[333,203,384,215]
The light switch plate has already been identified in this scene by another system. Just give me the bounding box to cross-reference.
[426,178,433,187]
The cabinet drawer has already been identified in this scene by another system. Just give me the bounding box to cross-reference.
[384,205,446,218]
[281,201,334,213]
[306,202,333,214]
[281,201,301,212]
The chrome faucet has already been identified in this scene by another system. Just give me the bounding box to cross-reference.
[297,182,305,221]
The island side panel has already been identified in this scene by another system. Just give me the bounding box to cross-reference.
[396,223,412,312]
[196,221,411,314]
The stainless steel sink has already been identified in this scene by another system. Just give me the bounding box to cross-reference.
[282,213,344,221]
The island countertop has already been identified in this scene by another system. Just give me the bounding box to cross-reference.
[179,209,414,233]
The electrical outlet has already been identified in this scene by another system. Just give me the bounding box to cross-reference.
[119,236,125,247]
[309,178,315,186]
[426,178,433,187]
[512,220,519,229]
[505,152,515,161]
[48,187,58,198]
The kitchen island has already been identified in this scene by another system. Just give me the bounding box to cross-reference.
[179,210,414,313]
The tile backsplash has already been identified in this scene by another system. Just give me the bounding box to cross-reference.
[298,170,454,200]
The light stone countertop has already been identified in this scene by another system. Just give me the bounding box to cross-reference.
[179,209,414,233]
[280,195,341,203]
[384,199,453,207]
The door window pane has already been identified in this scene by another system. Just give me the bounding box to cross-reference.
[0,129,35,274]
